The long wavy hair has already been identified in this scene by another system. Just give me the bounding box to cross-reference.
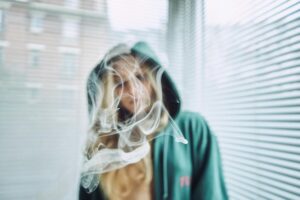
[88,53,169,199]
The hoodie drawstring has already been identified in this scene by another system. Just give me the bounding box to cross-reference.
[163,134,169,199]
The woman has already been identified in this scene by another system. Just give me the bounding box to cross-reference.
[80,42,228,200]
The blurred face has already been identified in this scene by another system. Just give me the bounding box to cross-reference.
[112,57,153,114]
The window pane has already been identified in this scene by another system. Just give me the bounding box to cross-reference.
[64,0,80,9]
[62,53,78,77]
[30,15,43,33]
[29,50,40,68]
[62,19,80,40]
[0,1,168,199]
[0,10,3,32]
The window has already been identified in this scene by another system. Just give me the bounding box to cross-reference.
[30,13,44,33]
[0,41,9,73]
[25,83,42,103]
[62,18,80,41]
[1,1,169,199]
[64,0,80,9]
[0,47,3,69]
[94,0,105,12]
[0,10,4,32]
[29,50,40,68]
[62,53,78,77]
[27,44,45,68]
[201,0,300,199]
[27,87,39,103]
[107,0,167,31]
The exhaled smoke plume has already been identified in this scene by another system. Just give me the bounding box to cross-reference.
[81,44,187,193]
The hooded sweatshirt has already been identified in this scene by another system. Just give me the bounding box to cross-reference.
[80,42,228,200]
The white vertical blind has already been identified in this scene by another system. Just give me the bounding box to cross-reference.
[203,0,300,199]
[167,0,203,111]
[0,0,168,199]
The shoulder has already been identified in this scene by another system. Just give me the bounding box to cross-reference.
[175,111,216,149]
[176,110,202,120]
[175,111,212,136]
[176,111,208,126]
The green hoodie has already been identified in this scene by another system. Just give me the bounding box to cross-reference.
[81,42,228,200]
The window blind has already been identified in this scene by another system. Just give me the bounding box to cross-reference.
[0,0,168,199]
[203,0,300,199]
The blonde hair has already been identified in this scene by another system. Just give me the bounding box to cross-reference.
[90,54,168,199]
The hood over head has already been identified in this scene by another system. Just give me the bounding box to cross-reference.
[87,41,181,120]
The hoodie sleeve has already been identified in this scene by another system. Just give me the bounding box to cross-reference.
[189,113,229,200]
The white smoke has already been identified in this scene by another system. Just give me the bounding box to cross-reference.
[81,44,187,193]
